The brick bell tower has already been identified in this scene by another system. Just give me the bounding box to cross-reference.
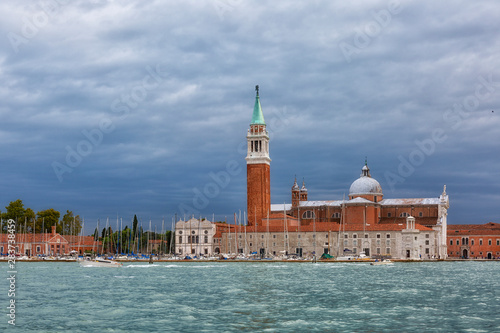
[246,85,271,226]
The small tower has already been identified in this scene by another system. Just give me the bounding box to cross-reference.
[300,179,308,202]
[246,85,271,226]
[291,177,300,208]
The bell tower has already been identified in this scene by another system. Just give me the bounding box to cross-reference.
[246,85,271,226]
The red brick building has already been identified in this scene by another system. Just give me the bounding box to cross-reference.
[0,225,99,257]
[447,222,500,259]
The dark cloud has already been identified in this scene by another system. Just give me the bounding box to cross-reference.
[1,1,499,233]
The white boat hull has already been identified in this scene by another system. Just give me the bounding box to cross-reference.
[79,259,123,267]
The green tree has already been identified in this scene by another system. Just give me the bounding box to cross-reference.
[37,208,61,233]
[25,208,36,232]
[132,215,138,237]
[61,210,82,235]
[3,199,25,220]
[3,199,26,232]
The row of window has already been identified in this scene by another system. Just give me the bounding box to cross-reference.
[449,251,500,256]
[387,212,424,217]
[1,245,61,254]
[450,238,500,246]
[178,230,209,235]
[250,140,267,153]
[179,236,209,244]
[300,211,427,219]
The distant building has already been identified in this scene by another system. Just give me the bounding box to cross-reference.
[175,217,217,256]
[447,222,500,259]
[0,226,98,256]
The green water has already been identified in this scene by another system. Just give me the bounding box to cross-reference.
[2,261,499,332]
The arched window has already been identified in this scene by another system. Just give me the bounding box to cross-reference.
[302,211,316,219]
[400,212,409,217]
[179,236,182,244]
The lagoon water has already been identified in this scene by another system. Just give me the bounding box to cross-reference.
[2,261,500,332]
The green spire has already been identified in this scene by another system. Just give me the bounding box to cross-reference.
[251,85,266,125]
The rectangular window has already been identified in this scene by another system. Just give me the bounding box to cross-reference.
[480,239,483,245]
[353,240,357,246]
[497,240,500,246]
[386,240,390,246]
[273,235,276,239]
[471,239,475,246]
[353,248,357,254]
[386,234,391,238]
[377,248,381,254]
[386,248,390,254]
[419,212,423,217]
[387,213,391,217]
[353,234,357,239]
[344,240,348,247]
[457,240,460,245]
[426,234,429,238]
[425,240,429,245]
[344,234,348,239]
[298,235,301,239]
[365,234,368,238]
[425,248,430,254]
[377,234,381,239]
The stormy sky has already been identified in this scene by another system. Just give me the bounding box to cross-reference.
[1,1,499,234]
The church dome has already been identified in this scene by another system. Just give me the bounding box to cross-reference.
[348,163,383,196]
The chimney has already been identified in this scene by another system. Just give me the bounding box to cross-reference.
[52,225,56,236]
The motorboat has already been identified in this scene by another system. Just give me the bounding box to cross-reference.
[370,259,393,266]
[79,258,123,267]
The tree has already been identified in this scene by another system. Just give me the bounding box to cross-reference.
[132,215,138,236]
[61,210,82,235]
[25,208,36,232]
[3,199,26,232]
[36,209,61,233]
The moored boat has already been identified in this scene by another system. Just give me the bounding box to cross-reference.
[370,259,393,266]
